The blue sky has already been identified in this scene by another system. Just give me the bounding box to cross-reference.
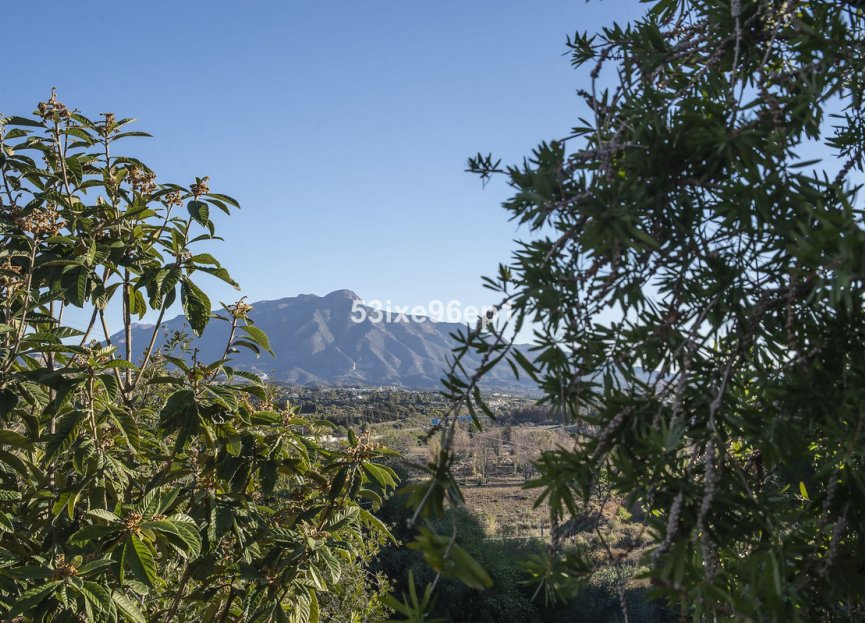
[4,0,641,329]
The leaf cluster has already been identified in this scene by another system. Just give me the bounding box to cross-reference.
[0,96,398,622]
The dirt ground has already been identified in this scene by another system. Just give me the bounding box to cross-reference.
[399,430,559,539]
[458,478,550,538]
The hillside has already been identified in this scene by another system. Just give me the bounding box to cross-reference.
[112,289,534,390]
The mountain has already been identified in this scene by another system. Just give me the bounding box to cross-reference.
[112,289,534,390]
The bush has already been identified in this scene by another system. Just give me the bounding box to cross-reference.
[0,96,397,622]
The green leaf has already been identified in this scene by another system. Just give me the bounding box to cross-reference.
[408,528,493,590]
[6,581,62,617]
[181,278,211,336]
[77,581,112,615]
[308,587,320,623]
[230,369,264,385]
[42,409,86,464]
[205,192,240,208]
[101,359,139,370]
[87,508,121,523]
[7,114,44,127]
[77,558,115,577]
[239,324,274,356]
[329,466,349,501]
[205,502,219,550]
[159,389,198,433]
[125,535,158,588]
[68,523,117,547]
[187,200,210,226]
[140,518,202,558]
[75,269,89,306]
[99,373,121,401]
[0,489,22,501]
[363,463,397,489]
[191,253,220,265]
[224,432,242,457]
[0,428,30,448]
[107,406,140,450]
[112,592,146,623]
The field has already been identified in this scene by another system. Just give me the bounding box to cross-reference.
[284,385,649,546]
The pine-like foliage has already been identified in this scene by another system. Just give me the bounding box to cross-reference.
[415,1,865,620]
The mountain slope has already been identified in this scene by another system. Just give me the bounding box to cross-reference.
[113,289,532,389]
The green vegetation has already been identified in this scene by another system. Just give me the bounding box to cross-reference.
[286,387,452,426]
[404,0,865,621]
[5,1,865,621]
[0,97,398,622]
[377,460,675,623]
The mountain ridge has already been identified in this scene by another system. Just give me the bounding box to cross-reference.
[112,289,533,390]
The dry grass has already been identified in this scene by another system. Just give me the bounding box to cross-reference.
[459,478,549,538]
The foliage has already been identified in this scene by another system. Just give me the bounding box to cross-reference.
[377,495,537,623]
[541,562,673,623]
[285,387,453,428]
[378,483,667,623]
[0,94,398,622]
[315,557,393,623]
[409,1,865,621]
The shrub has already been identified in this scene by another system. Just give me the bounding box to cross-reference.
[0,95,397,622]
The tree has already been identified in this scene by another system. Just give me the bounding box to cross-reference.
[410,1,865,621]
[0,94,398,622]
